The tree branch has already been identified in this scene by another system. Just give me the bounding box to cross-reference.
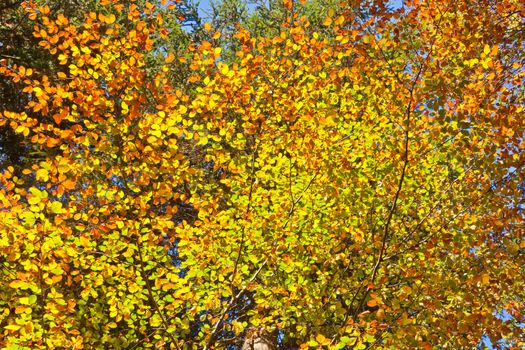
[136,235,181,350]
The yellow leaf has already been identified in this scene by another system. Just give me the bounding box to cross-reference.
[197,135,209,146]
[204,22,212,32]
[105,13,116,24]
[121,101,129,114]
[33,86,43,97]
[36,168,49,182]
[57,159,70,174]
[123,247,134,258]
[150,315,161,327]
[9,280,24,288]
[48,201,64,214]
[315,334,330,346]
[79,235,91,248]
[15,125,28,136]
[129,283,140,293]
[483,44,490,55]
[19,297,30,305]
[4,324,21,331]
[218,62,229,75]
[323,16,333,26]
[150,128,162,138]
[147,135,157,144]
[20,211,38,226]
[28,187,47,204]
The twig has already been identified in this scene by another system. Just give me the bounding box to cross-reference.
[136,236,181,350]
[203,260,267,350]
[351,6,447,320]
[282,171,318,231]
[0,53,22,60]
[230,143,259,291]
[205,164,319,349]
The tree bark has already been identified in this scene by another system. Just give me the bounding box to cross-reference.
[241,329,277,350]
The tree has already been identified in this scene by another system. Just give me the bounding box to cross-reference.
[0,0,524,349]
[0,0,202,169]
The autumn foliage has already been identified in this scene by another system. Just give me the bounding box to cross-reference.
[0,0,524,349]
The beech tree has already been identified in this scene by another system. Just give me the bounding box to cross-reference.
[0,0,524,349]
[0,0,201,168]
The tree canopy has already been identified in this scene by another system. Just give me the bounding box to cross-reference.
[0,0,524,349]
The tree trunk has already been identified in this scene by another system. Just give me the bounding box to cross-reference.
[241,329,277,350]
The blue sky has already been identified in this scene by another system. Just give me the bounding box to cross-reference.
[195,0,212,18]
[196,0,404,19]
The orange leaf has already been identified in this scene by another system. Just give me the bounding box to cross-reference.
[165,53,175,63]
[62,179,76,190]
[315,334,330,346]
[323,16,333,26]
[79,235,90,248]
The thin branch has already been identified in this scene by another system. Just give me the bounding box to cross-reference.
[0,53,22,61]
[282,171,318,231]
[370,74,414,281]
[136,236,181,350]
[288,154,295,203]
[387,162,524,260]
[352,5,448,321]
[203,260,267,350]
[205,164,319,349]
[383,165,475,261]
[230,142,259,290]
